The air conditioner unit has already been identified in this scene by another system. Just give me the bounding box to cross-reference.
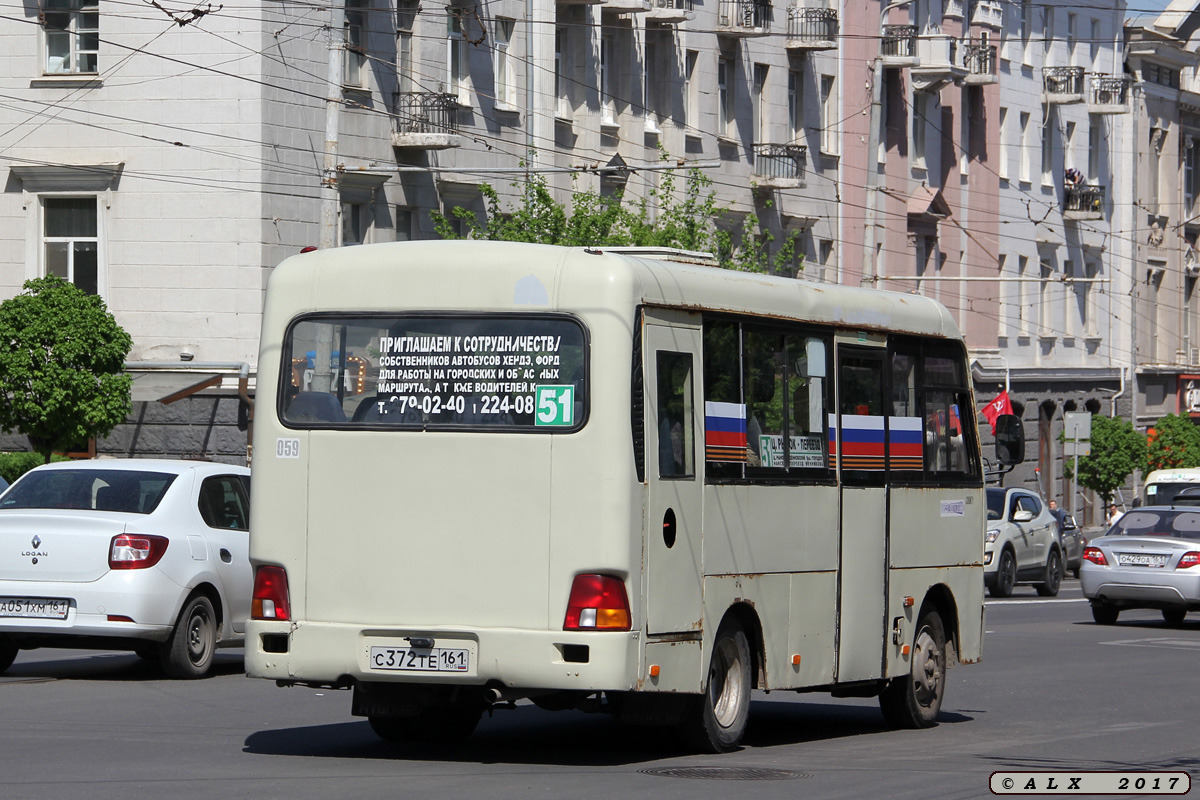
[1186,247,1200,277]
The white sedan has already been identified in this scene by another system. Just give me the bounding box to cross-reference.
[0,459,251,678]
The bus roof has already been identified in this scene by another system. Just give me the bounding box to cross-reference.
[268,241,963,340]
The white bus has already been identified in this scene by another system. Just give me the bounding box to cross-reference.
[1143,468,1200,506]
[246,241,993,752]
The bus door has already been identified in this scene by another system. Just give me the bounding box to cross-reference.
[834,337,889,682]
[644,314,704,635]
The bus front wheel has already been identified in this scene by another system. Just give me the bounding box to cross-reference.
[879,609,945,729]
[679,619,752,753]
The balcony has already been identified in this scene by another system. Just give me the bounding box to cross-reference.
[646,0,694,22]
[1088,74,1131,114]
[911,34,966,91]
[391,92,461,150]
[1043,66,1085,104]
[785,6,837,51]
[753,143,807,188]
[881,25,918,67]
[961,40,997,85]
[1063,184,1105,221]
[972,0,1004,27]
[602,0,650,11]
[717,0,771,37]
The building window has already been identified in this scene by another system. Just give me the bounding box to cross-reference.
[644,29,663,132]
[1149,127,1165,214]
[752,64,768,145]
[684,50,698,132]
[818,239,833,283]
[1038,258,1053,334]
[495,18,516,108]
[397,2,414,94]
[1088,117,1101,180]
[600,33,616,124]
[1083,260,1099,336]
[43,197,99,294]
[1020,0,1032,63]
[1066,13,1076,63]
[1041,109,1053,185]
[912,93,928,169]
[998,107,1009,180]
[1186,137,1199,216]
[341,202,368,246]
[718,57,732,138]
[1090,19,1100,62]
[820,74,837,155]
[788,68,803,143]
[1016,255,1029,335]
[1063,260,1075,338]
[43,0,98,75]
[345,0,367,89]
[1019,111,1031,183]
[395,207,414,241]
[448,10,471,105]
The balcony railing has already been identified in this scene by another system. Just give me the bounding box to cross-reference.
[786,7,837,49]
[1089,74,1131,113]
[1043,66,1085,102]
[1064,184,1105,219]
[972,0,1004,27]
[912,34,965,91]
[753,144,807,185]
[391,92,461,149]
[647,0,694,21]
[717,0,772,35]
[962,41,997,84]
[881,25,918,63]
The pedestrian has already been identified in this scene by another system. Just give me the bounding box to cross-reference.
[1107,503,1123,526]
[1047,499,1066,540]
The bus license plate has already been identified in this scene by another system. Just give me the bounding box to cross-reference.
[369,646,470,672]
[0,597,70,619]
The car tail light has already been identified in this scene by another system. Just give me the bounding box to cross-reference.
[563,574,630,631]
[252,566,291,621]
[109,534,169,569]
[1083,547,1107,567]
[1177,552,1200,569]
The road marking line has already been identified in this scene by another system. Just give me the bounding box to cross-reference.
[985,598,1089,606]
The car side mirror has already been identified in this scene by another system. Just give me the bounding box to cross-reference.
[1012,509,1034,522]
[994,414,1025,466]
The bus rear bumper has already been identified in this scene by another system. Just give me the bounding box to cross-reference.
[245,620,641,692]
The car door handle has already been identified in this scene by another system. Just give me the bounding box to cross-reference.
[220,548,232,564]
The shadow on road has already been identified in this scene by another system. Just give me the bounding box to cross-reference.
[0,649,245,683]
[242,699,973,765]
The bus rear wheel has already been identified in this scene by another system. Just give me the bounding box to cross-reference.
[679,619,752,753]
[879,609,945,729]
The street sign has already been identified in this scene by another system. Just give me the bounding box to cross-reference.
[1064,412,1091,442]
[1064,441,1091,457]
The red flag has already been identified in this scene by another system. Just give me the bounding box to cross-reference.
[981,391,1013,433]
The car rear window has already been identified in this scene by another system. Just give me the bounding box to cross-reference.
[1112,510,1200,537]
[0,470,177,514]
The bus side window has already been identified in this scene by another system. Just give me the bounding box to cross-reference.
[657,352,694,478]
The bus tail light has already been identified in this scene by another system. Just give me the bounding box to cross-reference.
[109,534,169,569]
[1177,552,1200,569]
[563,574,631,631]
[252,566,291,621]
[1083,547,1107,567]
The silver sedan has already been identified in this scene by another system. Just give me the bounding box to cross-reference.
[1080,506,1200,625]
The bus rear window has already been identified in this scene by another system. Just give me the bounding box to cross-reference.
[280,314,587,431]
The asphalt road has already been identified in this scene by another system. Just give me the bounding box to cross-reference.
[2,579,1196,800]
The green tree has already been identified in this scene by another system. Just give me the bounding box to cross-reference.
[0,277,133,462]
[1146,412,1200,471]
[433,156,802,275]
[1062,415,1147,505]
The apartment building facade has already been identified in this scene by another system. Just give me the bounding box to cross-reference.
[0,0,1193,481]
